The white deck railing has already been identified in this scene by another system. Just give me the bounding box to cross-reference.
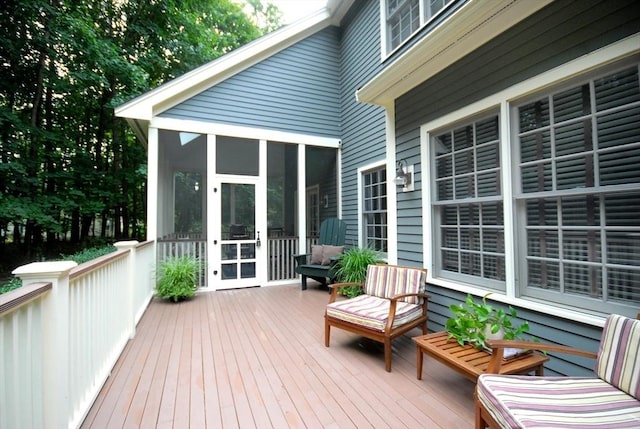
[0,240,155,429]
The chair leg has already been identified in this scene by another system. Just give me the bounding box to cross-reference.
[384,338,392,372]
[325,320,331,347]
[301,275,307,290]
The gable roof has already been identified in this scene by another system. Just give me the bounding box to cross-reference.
[115,0,353,139]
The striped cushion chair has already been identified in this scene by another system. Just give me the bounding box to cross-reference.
[475,314,640,428]
[325,264,429,372]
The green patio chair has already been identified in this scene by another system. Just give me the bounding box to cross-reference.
[293,218,346,290]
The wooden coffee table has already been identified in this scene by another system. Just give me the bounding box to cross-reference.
[413,331,549,381]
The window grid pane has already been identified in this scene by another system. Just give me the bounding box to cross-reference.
[363,168,388,252]
[386,0,453,52]
[433,114,505,285]
[517,65,640,306]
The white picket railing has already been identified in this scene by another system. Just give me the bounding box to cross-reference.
[0,240,155,429]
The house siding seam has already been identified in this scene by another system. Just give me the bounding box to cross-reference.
[160,27,342,138]
[394,0,640,376]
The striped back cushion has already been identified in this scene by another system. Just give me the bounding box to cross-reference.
[363,265,426,305]
[595,314,640,399]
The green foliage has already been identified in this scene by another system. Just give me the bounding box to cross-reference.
[0,245,115,294]
[0,278,22,295]
[334,247,385,298]
[61,245,117,265]
[156,256,198,302]
[0,0,275,249]
[446,293,530,350]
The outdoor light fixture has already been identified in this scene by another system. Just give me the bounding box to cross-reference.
[394,159,413,189]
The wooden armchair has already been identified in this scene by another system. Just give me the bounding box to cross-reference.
[325,264,429,372]
[293,218,346,290]
[476,314,640,428]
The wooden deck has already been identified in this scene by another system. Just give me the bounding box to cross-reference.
[81,283,475,428]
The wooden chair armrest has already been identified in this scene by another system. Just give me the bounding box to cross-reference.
[389,292,431,302]
[486,339,598,373]
[292,253,310,266]
[327,282,363,303]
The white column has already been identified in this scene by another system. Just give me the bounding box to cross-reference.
[147,127,159,241]
[12,261,77,429]
[114,240,139,338]
[297,144,307,254]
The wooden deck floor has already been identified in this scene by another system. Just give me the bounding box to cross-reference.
[81,283,475,429]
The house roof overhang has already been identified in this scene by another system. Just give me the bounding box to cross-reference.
[356,0,554,107]
[115,0,354,142]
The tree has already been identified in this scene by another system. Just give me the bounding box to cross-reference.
[0,0,279,259]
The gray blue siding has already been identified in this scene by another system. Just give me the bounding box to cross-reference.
[161,27,342,138]
[395,0,639,376]
[338,1,388,246]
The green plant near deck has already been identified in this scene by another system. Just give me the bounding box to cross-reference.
[156,256,198,302]
[0,245,117,295]
[334,246,385,298]
[445,293,530,350]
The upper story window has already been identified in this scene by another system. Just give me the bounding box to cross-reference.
[385,0,453,55]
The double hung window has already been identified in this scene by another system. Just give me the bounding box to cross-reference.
[363,167,388,252]
[515,65,640,310]
[433,115,505,289]
[428,59,640,315]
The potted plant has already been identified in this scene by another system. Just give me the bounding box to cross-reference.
[333,246,385,298]
[445,293,530,350]
[156,256,198,302]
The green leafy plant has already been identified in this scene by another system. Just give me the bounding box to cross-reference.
[61,245,117,264]
[445,293,530,350]
[334,246,385,298]
[156,256,198,302]
[0,277,22,295]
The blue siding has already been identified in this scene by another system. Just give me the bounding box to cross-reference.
[161,27,342,138]
[338,1,387,246]
[393,0,639,375]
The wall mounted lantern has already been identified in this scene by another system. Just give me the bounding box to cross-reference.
[393,159,414,191]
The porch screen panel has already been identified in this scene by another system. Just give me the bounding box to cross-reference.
[216,136,259,176]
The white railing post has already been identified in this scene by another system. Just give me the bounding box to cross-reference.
[12,261,77,429]
[114,240,139,339]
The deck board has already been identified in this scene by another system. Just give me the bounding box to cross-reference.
[81,283,475,428]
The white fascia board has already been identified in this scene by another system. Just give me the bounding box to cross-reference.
[356,0,554,106]
[115,8,336,121]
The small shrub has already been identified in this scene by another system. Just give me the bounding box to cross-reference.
[61,245,117,264]
[0,277,22,295]
[335,247,385,298]
[156,256,198,302]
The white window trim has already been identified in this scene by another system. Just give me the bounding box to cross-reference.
[420,34,640,327]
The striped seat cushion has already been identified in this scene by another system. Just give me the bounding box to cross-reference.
[595,314,640,399]
[477,374,640,428]
[363,265,426,304]
[326,294,424,332]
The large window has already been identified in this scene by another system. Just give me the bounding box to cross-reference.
[515,65,640,310]
[433,115,505,288]
[426,51,639,317]
[363,167,388,252]
[385,0,453,54]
